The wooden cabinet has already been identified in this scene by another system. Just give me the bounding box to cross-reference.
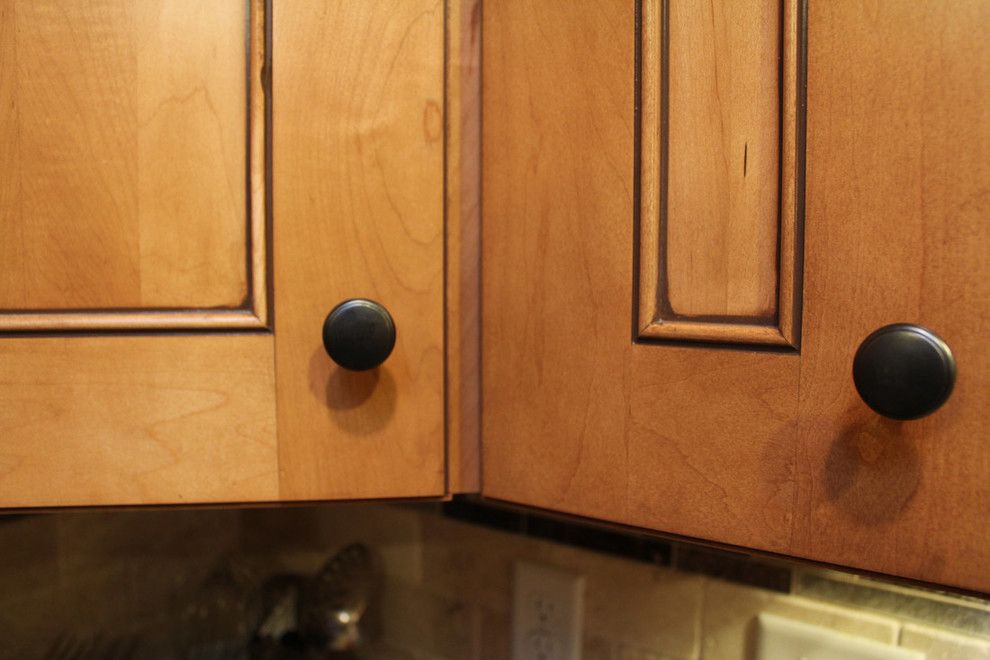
[3,0,984,595]
[0,0,471,507]
[481,0,989,593]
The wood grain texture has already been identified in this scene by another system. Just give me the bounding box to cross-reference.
[639,0,804,347]
[446,0,482,494]
[484,0,989,592]
[0,0,270,331]
[0,336,278,507]
[0,309,266,332]
[273,0,446,501]
[482,0,800,554]
[667,0,779,317]
[795,1,990,592]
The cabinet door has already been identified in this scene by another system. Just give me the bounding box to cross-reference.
[0,0,277,507]
[0,0,448,506]
[273,0,447,500]
[481,0,989,592]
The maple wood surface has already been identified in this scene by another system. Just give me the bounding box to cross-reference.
[638,0,803,347]
[0,0,453,508]
[0,336,278,508]
[665,0,780,319]
[0,0,254,317]
[273,0,447,501]
[482,0,989,592]
[794,0,990,591]
[0,0,281,509]
[482,0,801,556]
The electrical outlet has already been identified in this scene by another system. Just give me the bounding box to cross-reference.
[512,561,585,660]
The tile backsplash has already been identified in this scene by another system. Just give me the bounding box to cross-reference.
[0,501,987,658]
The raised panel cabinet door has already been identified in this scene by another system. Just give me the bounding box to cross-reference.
[0,0,278,507]
[481,0,989,592]
[0,0,454,507]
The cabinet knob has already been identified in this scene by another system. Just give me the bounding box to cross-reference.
[852,323,955,420]
[322,299,396,371]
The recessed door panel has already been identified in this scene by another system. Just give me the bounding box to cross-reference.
[0,0,269,331]
[638,0,804,346]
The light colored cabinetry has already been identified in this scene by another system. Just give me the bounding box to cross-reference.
[4,0,985,596]
[0,0,465,506]
[481,0,989,593]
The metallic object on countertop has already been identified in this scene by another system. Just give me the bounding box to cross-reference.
[251,543,380,658]
[300,543,379,651]
[179,557,260,660]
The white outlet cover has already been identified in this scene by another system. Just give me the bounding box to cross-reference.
[756,613,925,660]
[512,561,585,660]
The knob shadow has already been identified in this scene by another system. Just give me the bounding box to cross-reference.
[823,412,921,524]
[308,347,397,435]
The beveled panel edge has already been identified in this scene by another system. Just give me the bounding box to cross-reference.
[0,0,272,334]
[636,0,806,349]
[639,318,792,347]
[777,0,807,349]
[0,309,266,333]
[248,0,273,328]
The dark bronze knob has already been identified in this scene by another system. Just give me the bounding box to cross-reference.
[322,299,396,371]
[852,323,955,420]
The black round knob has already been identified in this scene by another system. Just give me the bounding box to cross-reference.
[852,323,955,420]
[322,299,396,371]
